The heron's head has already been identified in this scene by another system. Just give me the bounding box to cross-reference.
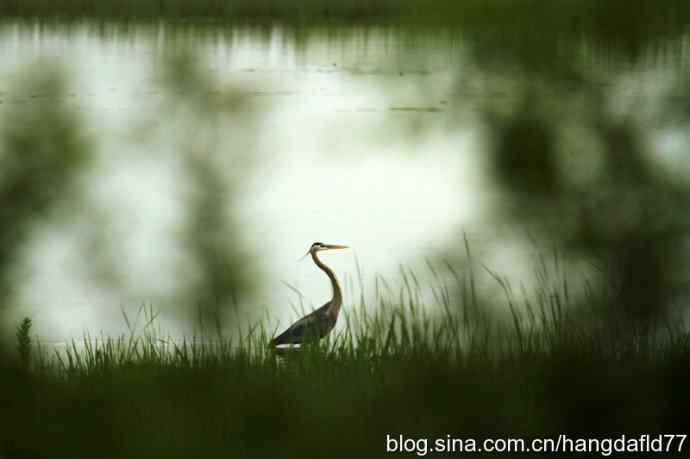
[309,242,349,253]
[300,242,348,260]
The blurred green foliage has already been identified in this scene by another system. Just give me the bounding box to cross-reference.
[0,51,258,346]
[1,0,689,59]
[478,66,690,336]
[0,64,90,307]
[160,50,257,319]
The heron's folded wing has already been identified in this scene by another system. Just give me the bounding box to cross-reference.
[271,313,320,345]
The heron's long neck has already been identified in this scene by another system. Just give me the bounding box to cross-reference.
[311,251,342,311]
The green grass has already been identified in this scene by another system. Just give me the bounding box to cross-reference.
[2,258,689,458]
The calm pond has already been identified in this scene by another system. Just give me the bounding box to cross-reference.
[1,21,688,340]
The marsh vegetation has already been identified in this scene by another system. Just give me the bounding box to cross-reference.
[4,262,689,458]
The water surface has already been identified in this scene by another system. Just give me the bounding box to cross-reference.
[1,22,688,340]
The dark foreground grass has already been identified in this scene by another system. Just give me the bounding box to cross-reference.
[1,264,689,458]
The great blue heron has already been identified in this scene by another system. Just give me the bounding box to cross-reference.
[270,242,348,348]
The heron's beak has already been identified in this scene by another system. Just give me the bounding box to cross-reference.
[298,250,310,262]
[323,244,349,250]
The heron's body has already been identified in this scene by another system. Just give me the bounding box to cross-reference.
[271,243,347,347]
